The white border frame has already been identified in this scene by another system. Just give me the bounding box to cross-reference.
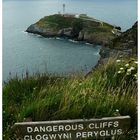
[0,0,2,139]
[0,0,139,140]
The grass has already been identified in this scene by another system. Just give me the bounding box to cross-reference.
[33,14,115,45]
[36,15,76,29]
[36,14,114,33]
[3,57,137,139]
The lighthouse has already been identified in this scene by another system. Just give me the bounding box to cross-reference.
[63,4,65,15]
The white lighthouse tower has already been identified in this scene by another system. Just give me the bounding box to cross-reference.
[63,4,65,15]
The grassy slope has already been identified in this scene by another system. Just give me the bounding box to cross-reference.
[36,15,74,30]
[3,58,137,139]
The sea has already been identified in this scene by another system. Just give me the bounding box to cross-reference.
[3,0,137,81]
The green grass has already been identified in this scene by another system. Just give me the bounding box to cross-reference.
[3,58,137,139]
[35,14,114,34]
[36,14,76,29]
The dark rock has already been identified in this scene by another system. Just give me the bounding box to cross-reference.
[110,21,137,55]
[26,24,57,37]
[78,31,84,40]
[115,26,121,30]
[60,28,73,37]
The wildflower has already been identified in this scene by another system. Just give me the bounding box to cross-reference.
[33,87,36,90]
[126,72,131,75]
[125,64,129,67]
[117,71,121,74]
[134,74,138,79]
[127,69,131,73]
[79,83,82,86]
[130,67,135,70]
[116,60,121,63]
[113,109,120,116]
[120,67,124,70]
[11,126,14,129]
[135,61,138,64]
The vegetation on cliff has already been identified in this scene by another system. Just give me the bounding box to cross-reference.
[3,57,137,139]
[26,14,116,45]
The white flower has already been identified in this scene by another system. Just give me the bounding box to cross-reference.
[135,61,138,64]
[118,71,121,74]
[116,60,121,63]
[116,109,119,112]
[79,83,82,86]
[126,72,130,75]
[127,69,131,72]
[130,67,135,70]
[120,67,124,70]
[125,64,129,67]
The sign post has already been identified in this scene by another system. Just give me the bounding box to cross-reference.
[14,116,130,140]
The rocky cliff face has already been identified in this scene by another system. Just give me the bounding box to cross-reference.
[110,22,138,55]
[99,21,138,66]
[26,14,116,46]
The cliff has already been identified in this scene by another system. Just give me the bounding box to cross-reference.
[26,14,117,46]
[110,21,138,55]
[26,14,137,60]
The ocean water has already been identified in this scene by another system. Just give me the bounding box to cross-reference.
[3,0,137,81]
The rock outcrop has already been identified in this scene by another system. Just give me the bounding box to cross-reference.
[110,22,138,55]
[26,14,116,46]
[27,24,58,37]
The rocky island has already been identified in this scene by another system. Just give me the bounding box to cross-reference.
[26,14,137,65]
[26,14,120,46]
